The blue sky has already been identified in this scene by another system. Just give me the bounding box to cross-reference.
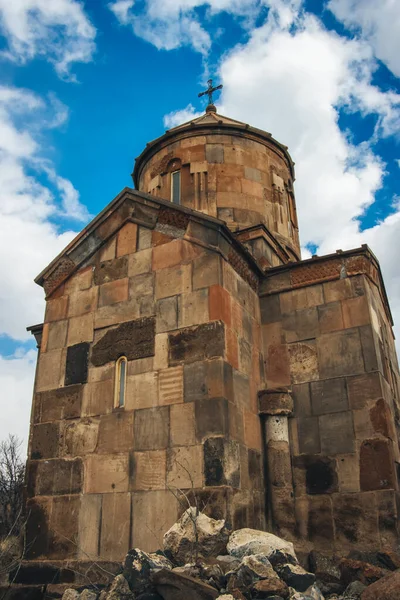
[0,0,399,444]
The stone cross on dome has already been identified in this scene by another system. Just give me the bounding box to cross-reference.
[198,78,223,112]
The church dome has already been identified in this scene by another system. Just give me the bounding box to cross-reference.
[133,110,300,259]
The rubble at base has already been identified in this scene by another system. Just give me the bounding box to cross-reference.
[9,509,399,600]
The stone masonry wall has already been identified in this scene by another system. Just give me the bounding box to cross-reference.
[137,132,300,259]
[26,216,265,563]
[259,251,400,553]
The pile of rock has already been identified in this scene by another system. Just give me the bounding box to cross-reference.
[61,509,400,600]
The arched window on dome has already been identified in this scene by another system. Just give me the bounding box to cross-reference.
[166,158,182,205]
[114,356,127,408]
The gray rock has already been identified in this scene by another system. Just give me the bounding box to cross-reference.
[62,591,80,600]
[215,555,241,574]
[277,564,316,593]
[343,580,366,599]
[106,574,133,600]
[227,529,296,560]
[236,554,277,585]
[80,591,98,600]
[163,508,229,565]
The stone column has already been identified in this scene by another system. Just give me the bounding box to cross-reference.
[259,387,296,539]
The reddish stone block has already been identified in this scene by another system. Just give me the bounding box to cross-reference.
[347,372,383,409]
[116,222,137,257]
[318,301,344,333]
[370,398,390,437]
[266,343,291,388]
[152,230,173,246]
[209,284,231,326]
[360,439,395,491]
[45,296,69,322]
[342,296,370,329]
[225,327,239,370]
[99,277,129,307]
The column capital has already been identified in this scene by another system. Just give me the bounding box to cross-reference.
[258,387,293,416]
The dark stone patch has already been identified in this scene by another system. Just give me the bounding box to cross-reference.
[132,202,159,227]
[93,256,128,285]
[10,563,61,584]
[319,411,355,455]
[91,317,155,366]
[297,417,321,454]
[360,439,395,491]
[30,423,59,460]
[204,438,225,486]
[306,460,335,495]
[169,321,225,365]
[187,221,219,247]
[293,455,338,495]
[25,500,49,559]
[38,385,82,422]
[25,461,39,497]
[68,231,102,265]
[195,398,228,442]
[65,342,90,386]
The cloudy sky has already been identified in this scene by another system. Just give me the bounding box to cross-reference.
[0,0,399,449]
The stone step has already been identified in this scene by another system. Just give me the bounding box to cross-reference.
[0,584,45,600]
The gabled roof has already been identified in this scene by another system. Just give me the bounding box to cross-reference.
[36,187,263,299]
[132,110,295,187]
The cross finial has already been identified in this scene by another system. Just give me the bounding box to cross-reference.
[198,79,223,112]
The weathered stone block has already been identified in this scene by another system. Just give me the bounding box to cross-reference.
[116,222,137,257]
[307,495,335,545]
[68,287,98,317]
[282,307,319,343]
[134,406,169,450]
[333,492,379,548]
[192,253,221,290]
[125,371,158,410]
[132,450,167,490]
[93,256,128,285]
[36,458,83,496]
[131,490,179,552]
[64,265,93,294]
[97,412,134,454]
[266,344,291,388]
[360,439,395,491]
[45,296,68,322]
[180,289,209,328]
[159,366,183,405]
[318,301,344,334]
[233,370,250,410]
[99,278,129,307]
[138,226,152,250]
[310,377,348,415]
[206,144,224,163]
[155,264,191,299]
[81,379,114,416]
[167,445,203,489]
[347,372,383,409]
[342,296,370,329]
[288,341,319,384]
[67,313,94,346]
[94,299,140,329]
[85,453,129,493]
[38,385,82,422]
[64,418,99,456]
[128,247,152,276]
[91,317,155,366]
[129,272,154,298]
[49,495,80,559]
[292,383,311,416]
[99,237,116,262]
[260,294,281,324]
[297,417,321,454]
[319,411,355,455]
[337,453,360,493]
[317,330,364,379]
[244,411,262,451]
[78,493,101,559]
[156,295,178,332]
[170,402,195,446]
[47,320,68,351]
[36,349,63,391]
[195,397,229,442]
[100,492,131,560]
[169,321,225,365]
[65,342,90,386]
[359,325,379,372]
[31,423,60,459]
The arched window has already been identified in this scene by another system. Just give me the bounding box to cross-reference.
[114,356,127,408]
[171,170,181,204]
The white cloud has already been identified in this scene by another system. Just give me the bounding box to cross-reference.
[0,85,87,344]
[0,349,37,452]
[329,0,400,78]
[0,0,96,79]
[163,104,203,128]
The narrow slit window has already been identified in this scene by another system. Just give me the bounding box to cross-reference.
[114,356,127,408]
[171,170,181,204]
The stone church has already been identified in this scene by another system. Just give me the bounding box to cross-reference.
[25,101,400,570]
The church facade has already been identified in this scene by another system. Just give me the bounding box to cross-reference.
[25,106,400,565]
